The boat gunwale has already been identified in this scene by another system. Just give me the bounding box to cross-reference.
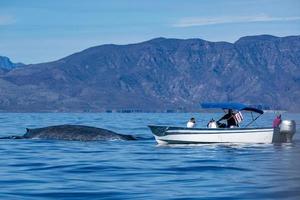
[148,125,274,131]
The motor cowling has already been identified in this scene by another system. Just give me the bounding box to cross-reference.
[280,120,296,142]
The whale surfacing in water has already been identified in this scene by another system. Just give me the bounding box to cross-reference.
[2,125,136,141]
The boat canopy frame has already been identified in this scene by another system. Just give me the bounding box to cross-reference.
[201,102,264,128]
[201,102,264,114]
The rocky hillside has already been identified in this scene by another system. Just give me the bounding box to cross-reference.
[0,35,299,112]
[0,56,24,71]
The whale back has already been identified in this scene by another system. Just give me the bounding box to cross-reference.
[24,125,135,141]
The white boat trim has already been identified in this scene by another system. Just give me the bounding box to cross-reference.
[156,131,274,144]
[149,125,276,144]
[166,128,273,134]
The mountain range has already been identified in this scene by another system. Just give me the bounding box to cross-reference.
[0,34,299,112]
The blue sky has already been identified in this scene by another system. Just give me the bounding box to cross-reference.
[0,0,299,64]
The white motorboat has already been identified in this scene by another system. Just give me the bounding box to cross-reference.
[149,103,296,145]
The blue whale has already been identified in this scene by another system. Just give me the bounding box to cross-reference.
[0,125,136,141]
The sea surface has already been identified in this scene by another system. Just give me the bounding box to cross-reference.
[0,113,299,200]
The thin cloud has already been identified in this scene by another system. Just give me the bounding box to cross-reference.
[174,14,300,27]
[0,15,16,25]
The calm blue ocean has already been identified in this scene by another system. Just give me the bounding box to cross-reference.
[0,113,299,200]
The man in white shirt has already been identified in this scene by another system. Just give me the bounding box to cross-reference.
[187,117,196,128]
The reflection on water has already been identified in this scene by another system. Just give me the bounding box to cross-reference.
[0,113,299,199]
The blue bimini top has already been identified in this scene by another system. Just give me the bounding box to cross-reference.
[201,102,264,114]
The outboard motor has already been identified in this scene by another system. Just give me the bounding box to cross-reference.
[279,120,296,142]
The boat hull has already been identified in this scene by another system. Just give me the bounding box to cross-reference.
[148,125,280,144]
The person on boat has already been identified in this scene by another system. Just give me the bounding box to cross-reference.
[187,117,196,128]
[207,118,217,128]
[273,114,282,128]
[217,109,237,128]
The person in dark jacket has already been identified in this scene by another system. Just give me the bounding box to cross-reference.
[218,109,237,128]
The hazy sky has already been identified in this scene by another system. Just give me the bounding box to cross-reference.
[0,0,299,64]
